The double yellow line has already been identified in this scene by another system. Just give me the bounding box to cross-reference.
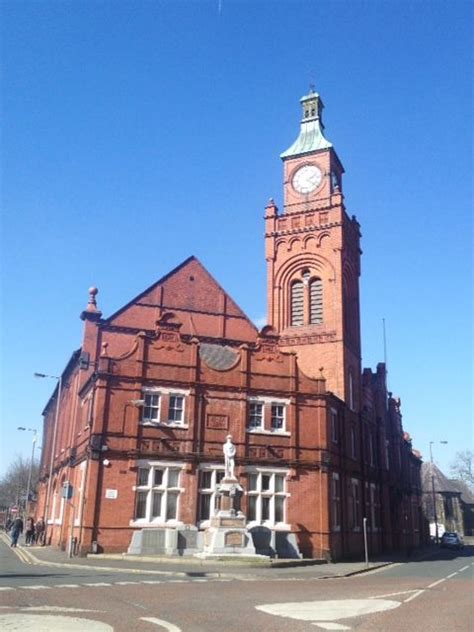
[0,531,37,565]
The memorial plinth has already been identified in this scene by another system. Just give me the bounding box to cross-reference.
[198,477,258,557]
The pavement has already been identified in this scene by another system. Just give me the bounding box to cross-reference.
[1,530,444,580]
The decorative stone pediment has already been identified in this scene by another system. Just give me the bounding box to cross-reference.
[155,312,184,352]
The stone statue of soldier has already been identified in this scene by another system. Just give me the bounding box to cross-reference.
[223,434,236,480]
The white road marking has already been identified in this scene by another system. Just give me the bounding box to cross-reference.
[313,623,351,630]
[428,578,446,588]
[18,585,51,590]
[459,565,469,572]
[369,590,420,600]
[353,563,400,577]
[140,616,182,631]
[55,584,80,588]
[141,580,163,584]
[83,582,112,587]
[446,572,458,579]
[22,606,103,613]
[0,614,113,631]
[115,581,140,585]
[256,599,401,622]
[404,590,425,603]
[0,587,15,591]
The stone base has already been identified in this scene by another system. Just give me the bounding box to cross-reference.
[194,552,269,561]
[127,526,201,556]
[202,511,256,556]
[202,526,256,556]
[249,526,302,559]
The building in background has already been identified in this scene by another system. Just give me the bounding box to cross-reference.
[449,480,474,536]
[421,463,462,537]
[36,90,424,559]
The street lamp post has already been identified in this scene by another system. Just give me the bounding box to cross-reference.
[17,427,38,517]
[34,372,62,545]
[429,440,448,544]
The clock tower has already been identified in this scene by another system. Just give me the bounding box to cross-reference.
[265,89,362,410]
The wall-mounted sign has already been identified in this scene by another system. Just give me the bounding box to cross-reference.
[105,489,118,499]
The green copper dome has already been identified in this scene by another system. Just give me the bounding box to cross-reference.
[280,90,332,159]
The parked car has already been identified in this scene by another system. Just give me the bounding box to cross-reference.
[440,532,464,549]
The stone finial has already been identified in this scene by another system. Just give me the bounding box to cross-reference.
[100,342,109,357]
[86,287,99,312]
[80,286,102,321]
[319,366,325,379]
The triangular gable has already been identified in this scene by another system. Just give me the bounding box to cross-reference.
[104,256,258,343]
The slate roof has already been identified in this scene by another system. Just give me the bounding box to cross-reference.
[421,462,461,494]
[448,479,474,504]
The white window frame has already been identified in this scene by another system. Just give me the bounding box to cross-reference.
[74,461,87,527]
[167,393,185,425]
[331,473,341,531]
[141,387,189,428]
[48,484,58,525]
[245,467,290,529]
[247,397,290,435]
[142,392,161,423]
[270,403,285,431]
[131,460,184,526]
[197,465,225,528]
[248,401,264,430]
[57,491,65,526]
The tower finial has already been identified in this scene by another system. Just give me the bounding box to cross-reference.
[87,286,98,310]
[80,286,102,321]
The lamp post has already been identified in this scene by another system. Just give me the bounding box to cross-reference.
[34,372,62,545]
[429,440,448,544]
[17,427,38,517]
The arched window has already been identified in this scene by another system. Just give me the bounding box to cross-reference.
[291,280,304,326]
[309,278,323,324]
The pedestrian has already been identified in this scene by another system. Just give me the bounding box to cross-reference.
[35,517,45,545]
[10,517,23,547]
[5,518,12,532]
[25,517,35,546]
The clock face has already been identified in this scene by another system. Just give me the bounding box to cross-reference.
[292,164,322,194]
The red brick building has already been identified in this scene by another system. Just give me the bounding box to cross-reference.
[36,90,424,559]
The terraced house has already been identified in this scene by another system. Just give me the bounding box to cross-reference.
[36,90,425,560]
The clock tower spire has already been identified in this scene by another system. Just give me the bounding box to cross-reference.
[265,89,361,410]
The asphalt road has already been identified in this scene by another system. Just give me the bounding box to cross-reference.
[0,537,472,631]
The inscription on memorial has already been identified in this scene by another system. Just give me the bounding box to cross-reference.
[225,531,244,547]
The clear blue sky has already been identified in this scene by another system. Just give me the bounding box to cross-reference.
[1,1,472,479]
